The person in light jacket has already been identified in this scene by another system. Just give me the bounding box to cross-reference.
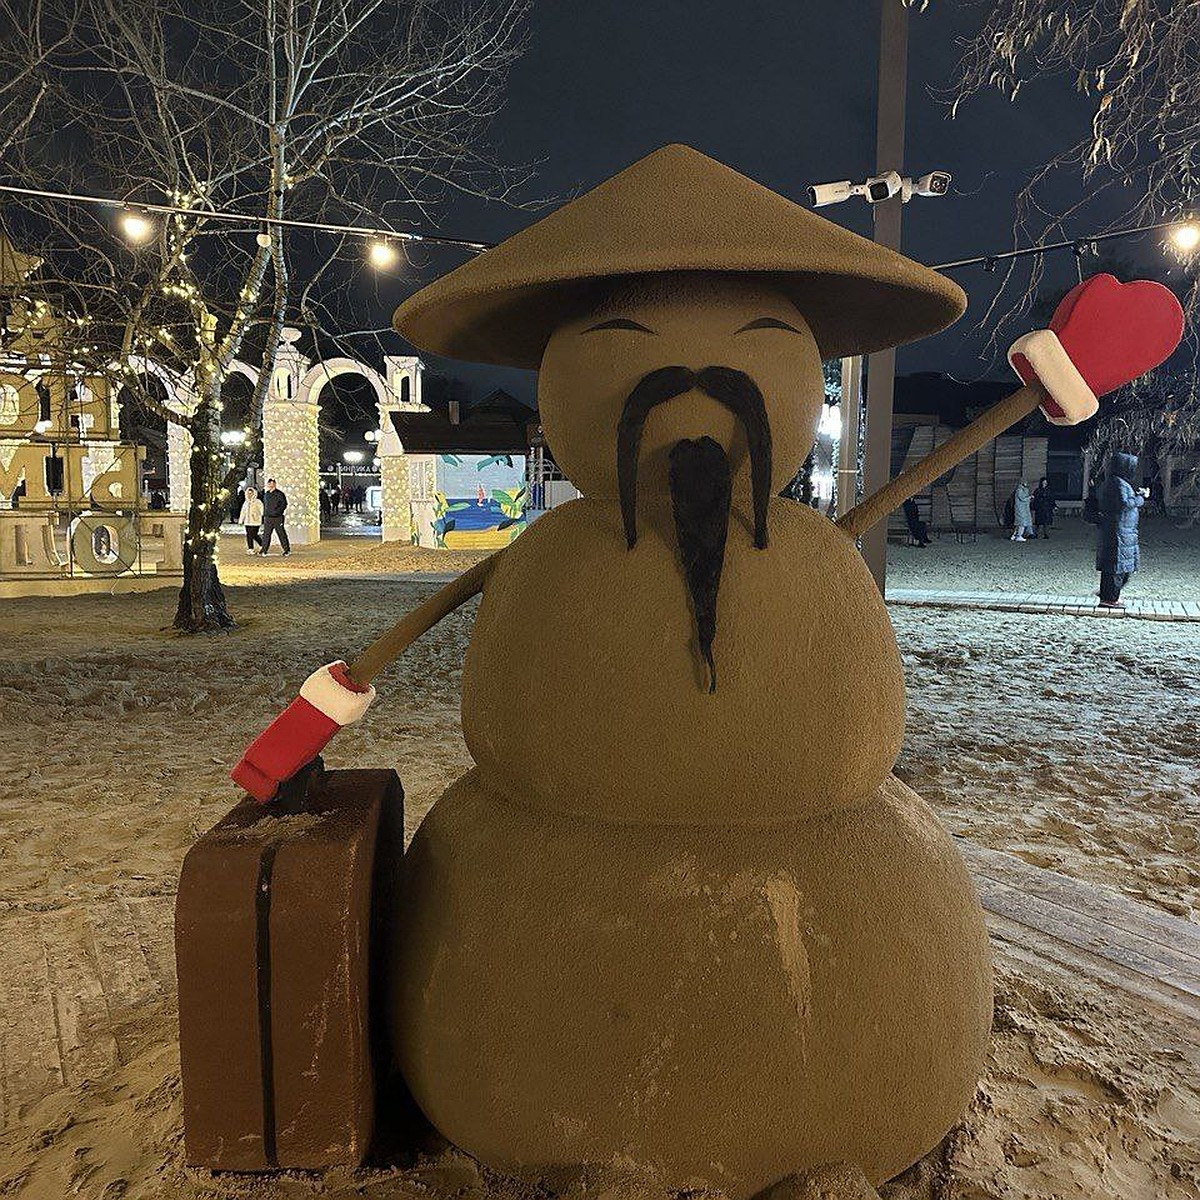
[239,486,264,553]
[1096,451,1144,607]
[1010,480,1034,542]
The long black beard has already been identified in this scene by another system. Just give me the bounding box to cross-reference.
[669,437,731,693]
[615,366,773,693]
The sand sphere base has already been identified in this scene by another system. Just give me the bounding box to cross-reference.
[389,772,992,1195]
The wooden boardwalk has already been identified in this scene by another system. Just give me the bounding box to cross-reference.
[0,895,176,1126]
[889,588,1200,622]
[2,847,1198,1127]
[959,840,1200,1023]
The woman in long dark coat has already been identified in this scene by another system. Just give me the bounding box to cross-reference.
[1031,477,1056,539]
[1096,451,1144,607]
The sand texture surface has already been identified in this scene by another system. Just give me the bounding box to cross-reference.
[1,563,1197,1199]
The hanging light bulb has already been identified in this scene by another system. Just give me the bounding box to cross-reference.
[1169,221,1200,253]
[368,238,398,269]
[119,208,154,243]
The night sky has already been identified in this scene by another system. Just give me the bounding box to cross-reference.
[359,0,1170,410]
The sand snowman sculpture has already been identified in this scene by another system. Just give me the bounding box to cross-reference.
[232,147,1184,1195]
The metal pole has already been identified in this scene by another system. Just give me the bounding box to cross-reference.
[836,355,863,518]
[860,0,910,592]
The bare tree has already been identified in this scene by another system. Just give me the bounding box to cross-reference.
[1086,367,1200,518]
[940,1,1200,339]
[0,0,529,630]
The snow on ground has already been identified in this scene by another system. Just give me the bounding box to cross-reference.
[894,605,1200,920]
[888,515,1200,602]
[0,540,1197,1198]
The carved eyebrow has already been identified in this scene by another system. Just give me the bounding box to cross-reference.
[582,317,656,334]
[735,316,804,334]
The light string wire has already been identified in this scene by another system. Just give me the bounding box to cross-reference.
[932,216,1190,272]
[0,183,495,252]
[0,181,1192,271]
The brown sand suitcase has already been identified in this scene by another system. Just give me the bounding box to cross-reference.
[175,759,403,1170]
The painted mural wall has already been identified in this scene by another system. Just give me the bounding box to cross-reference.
[431,453,528,549]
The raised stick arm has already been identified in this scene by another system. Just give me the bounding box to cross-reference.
[836,382,1045,540]
[231,553,499,801]
[348,553,496,686]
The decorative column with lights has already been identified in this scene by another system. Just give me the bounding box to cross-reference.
[262,328,320,544]
[167,421,193,513]
[377,354,425,543]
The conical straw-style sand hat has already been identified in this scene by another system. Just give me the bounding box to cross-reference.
[394,143,966,368]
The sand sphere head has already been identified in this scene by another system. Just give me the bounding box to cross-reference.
[537,273,825,500]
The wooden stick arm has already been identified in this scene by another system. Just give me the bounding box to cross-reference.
[348,553,497,687]
[836,382,1045,540]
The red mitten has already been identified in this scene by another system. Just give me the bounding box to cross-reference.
[230,662,375,802]
[1008,274,1184,425]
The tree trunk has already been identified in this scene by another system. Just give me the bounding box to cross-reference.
[173,386,235,631]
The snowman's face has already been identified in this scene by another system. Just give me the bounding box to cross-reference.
[538,273,824,500]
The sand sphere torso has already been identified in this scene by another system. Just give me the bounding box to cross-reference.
[462,497,905,824]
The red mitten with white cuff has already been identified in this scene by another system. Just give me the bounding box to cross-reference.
[230,662,376,802]
[1008,273,1185,425]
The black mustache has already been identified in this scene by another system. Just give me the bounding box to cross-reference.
[616,365,772,551]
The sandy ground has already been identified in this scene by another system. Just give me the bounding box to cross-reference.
[0,557,1197,1199]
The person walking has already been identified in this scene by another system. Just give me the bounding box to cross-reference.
[238,485,264,553]
[1010,480,1035,542]
[260,478,291,556]
[1031,477,1056,539]
[1096,451,1144,607]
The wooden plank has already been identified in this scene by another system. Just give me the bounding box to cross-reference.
[962,842,1200,963]
[985,913,1200,1025]
[125,894,178,996]
[0,916,63,1124]
[960,840,1200,1017]
[88,898,161,1016]
[972,877,1200,994]
[40,908,119,1087]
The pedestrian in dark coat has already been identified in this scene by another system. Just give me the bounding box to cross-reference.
[1031,477,1056,539]
[260,478,291,556]
[902,497,930,547]
[1095,451,1143,606]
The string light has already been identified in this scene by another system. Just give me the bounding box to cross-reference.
[119,208,154,243]
[1169,221,1200,253]
[369,238,398,269]
[935,213,1200,272]
[0,182,493,254]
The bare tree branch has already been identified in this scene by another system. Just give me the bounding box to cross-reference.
[0,0,531,630]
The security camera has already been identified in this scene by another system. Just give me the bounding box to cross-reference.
[805,168,950,209]
[863,171,903,204]
[913,170,951,197]
[807,180,856,208]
